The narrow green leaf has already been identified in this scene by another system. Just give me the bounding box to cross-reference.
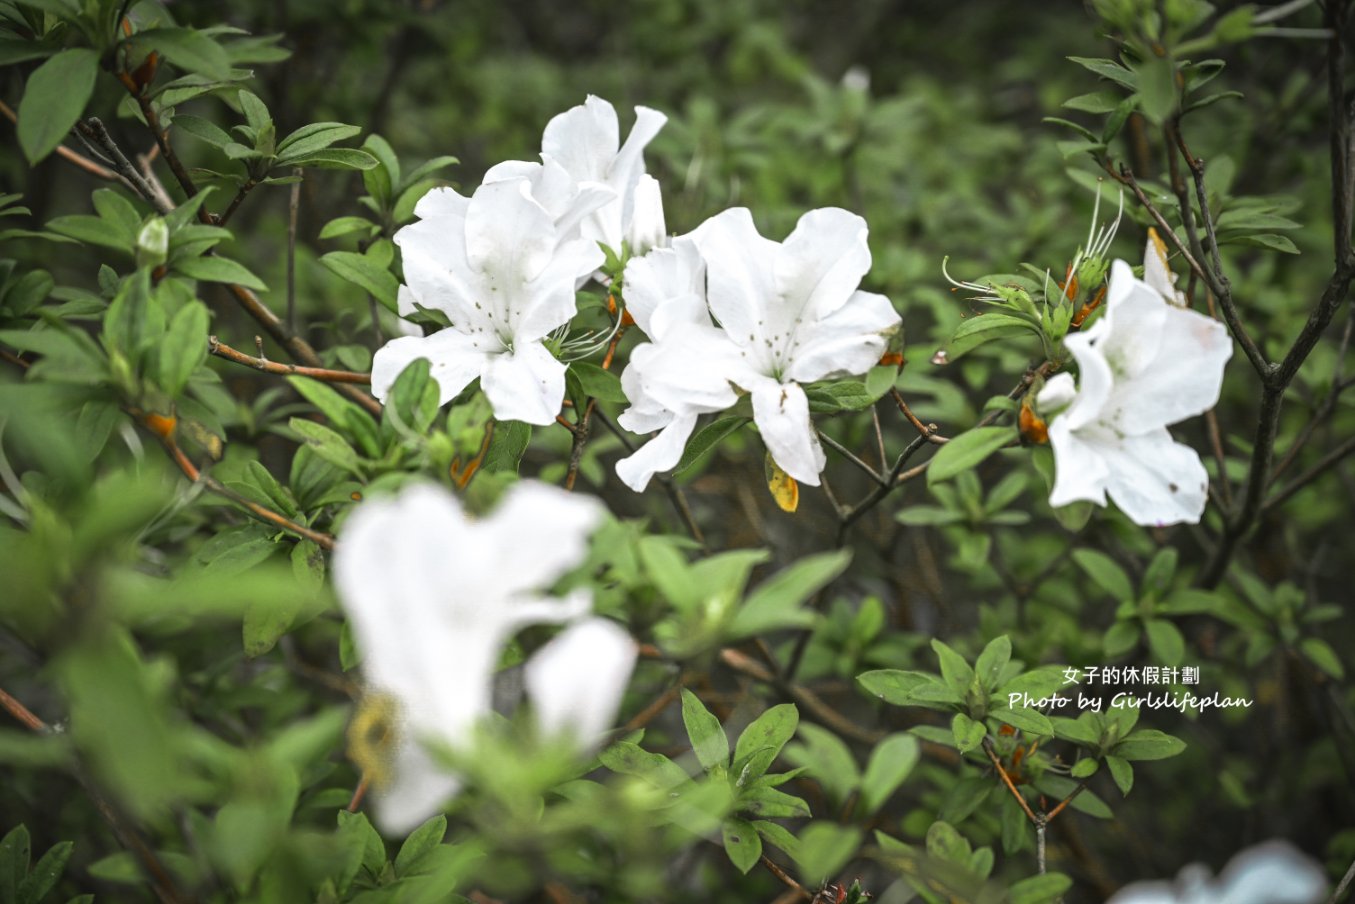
[157,301,209,396]
[569,362,627,403]
[18,48,98,165]
[732,703,798,781]
[320,250,398,311]
[1071,549,1134,601]
[174,255,267,291]
[127,27,232,81]
[675,416,749,474]
[859,734,919,815]
[680,689,730,772]
[926,426,1014,484]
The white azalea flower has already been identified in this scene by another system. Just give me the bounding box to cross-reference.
[333,480,610,835]
[1106,840,1326,904]
[614,237,747,491]
[680,206,900,486]
[373,175,613,425]
[1037,241,1233,526]
[489,95,667,257]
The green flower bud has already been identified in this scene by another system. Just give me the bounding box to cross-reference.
[135,217,169,270]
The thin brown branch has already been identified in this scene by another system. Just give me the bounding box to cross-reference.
[74,118,173,215]
[287,169,302,331]
[0,100,122,183]
[759,855,809,899]
[131,91,200,206]
[132,409,336,550]
[889,387,944,443]
[719,648,884,745]
[1264,434,1355,513]
[0,686,45,731]
[564,400,597,491]
[209,336,371,384]
[982,739,1039,824]
[622,682,681,732]
[217,179,257,228]
[818,429,886,486]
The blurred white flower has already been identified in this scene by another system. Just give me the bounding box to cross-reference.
[373,177,612,425]
[1106,840,1326,904]
[334,480,632,835]
[1037,240,1232,526]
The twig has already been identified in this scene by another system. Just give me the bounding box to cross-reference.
[719,648,884,745]
[209,336,371,384]
[1330,853,1355,904]
[130,90,199,205]
[982,739,1039,823]
[591,407,706,547]
[1274,311,1354,479]
[889,388,944,443]
[759,855,809,899]
[2,686,189,903]
[818,430,886,486]
[287,169,302,331]
[132,409,336,550]
[217,179,257,227]
[563,400,596,491]
[75,118,173,216]
[622,682,681,732]
[0,686,44,732]
[0,100,123,184]
[1263,434,1355,513]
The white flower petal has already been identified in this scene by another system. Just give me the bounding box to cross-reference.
[1045,417,1111,509]
[525,617,637,744]
[615,412,699,492]
[371,737,463,836]
[1215,841,1327,904]
[370,331,493,406]
[542,95,620,184]
[1142,230,1186,305]
[751,379,825,486]
[1093,261,1168,381]
[691,207,780,351]
[776,207,873,324]
[624,321,744,416]
[1099,427,1210,526]
[411,185,470,222]
[785,289,899,383]
[481,341,566,425]
[1106,302,1232,434]
[482,481,605,596]
[622,237,706,339]
[464,179,556,291]
[1036,372,1077,414]
[626,173,667,256]
[514,236,605,343]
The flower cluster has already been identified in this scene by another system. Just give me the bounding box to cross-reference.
[371,96,667,425]
[372,94,901,492]
[616,207,901,490]
[1037,235,1233,526]
[333,481,635,835]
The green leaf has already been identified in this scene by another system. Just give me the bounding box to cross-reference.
[973,636,1011,692]
[395,814,447,875]
[732,703,798,781]
[680,689,730,772]
[859,734,919,815]
[45,215,131,252]
[319,216,378,241]
[795,822,861,885]
[1134,56,1178,125]
[0,825,31,902]
[945,313,1035,360]
[737,782,810,818]
[1112,728,1186,761]
[277,122,361,157]
[931,639,975,698]
[752,820,801,860]
[1070,757,1099,778]
[320,250,398,311]
[722,818,761,874]
[925,820,972,865]
[238,90,272,133]
[784,724,860,806]
[926,426,1014,485]
[1068,56,1137,90]
[1300,637,1345,680]
[569,362,627,403]
[1105,755,1134,795]
[1071,549,1134,601]
[599,741,689,790]
[482,422,531,473]
[950,713,986,754]
[858,669,943,707]
[281,148,379,171]
[1224,232,1300,254]
[1008,872,1073,904]
[17,839,72,903]
[675,417,749,474]
[1144,619,1185,666]
[173,114,235,149]
[128,27,232,81]
[805,380,876,413]
[729,550,849,638]
[157,301,209,396]
[18,48,99,165]
[991,707,1054,738]
[289,417,361,475]
[174,255,268,291]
